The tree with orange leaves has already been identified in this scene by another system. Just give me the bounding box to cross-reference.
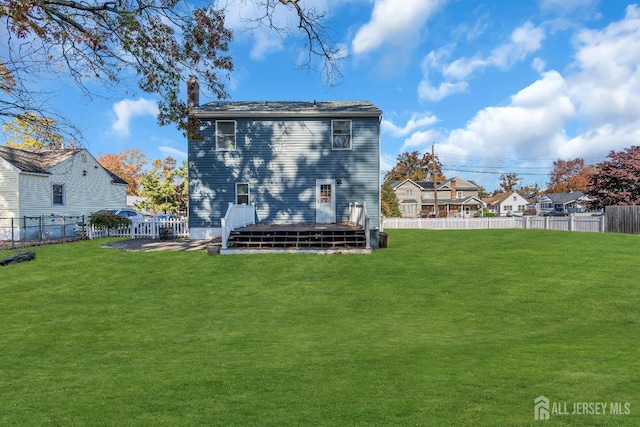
[546,158,595,193]
[97,148,147,196]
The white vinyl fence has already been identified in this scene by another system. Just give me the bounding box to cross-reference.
[383,215,605,233]
[88,217,189,239]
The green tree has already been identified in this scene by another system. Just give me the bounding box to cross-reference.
[138,157,187,214]
[381,182,401,217]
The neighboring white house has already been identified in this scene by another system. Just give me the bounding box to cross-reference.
[483,192,529,216]
[0,146,128,220]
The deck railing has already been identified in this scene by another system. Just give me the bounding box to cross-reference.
[221,203,256,249]
[349,202,371,249]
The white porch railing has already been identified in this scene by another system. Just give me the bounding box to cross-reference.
[221,203,256,249]
[88,218,189,239]
[349,202,371,249]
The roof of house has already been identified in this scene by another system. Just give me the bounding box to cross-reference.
[545,191,585,204]
[0,146,79,174]
[192,100,382,118]
[0,145,128,185]
[482,192,526,206]
[394,177,479,191]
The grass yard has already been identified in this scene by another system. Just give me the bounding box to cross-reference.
[1,229,639,426]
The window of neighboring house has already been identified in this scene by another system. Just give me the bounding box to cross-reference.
[513,195,517,201]
[402,204,416,214]
[406,189,413,196]
[332,120,352,150]
[504,205,512,211]
[425,191,433,198]
[236,183,250,205]
[216,120,236,151]
[457,191,463,198]
[52,184,64,206]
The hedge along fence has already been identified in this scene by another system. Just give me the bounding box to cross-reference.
[605,206,640,234]
[0,215,85,244]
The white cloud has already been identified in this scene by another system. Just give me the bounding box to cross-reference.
[381,112,438,137]
[111,98,159,137]
[158,146,187,161]
[419,22,546,102]
[351,0,445,55]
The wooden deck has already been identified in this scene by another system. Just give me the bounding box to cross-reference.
[225,222,368,252]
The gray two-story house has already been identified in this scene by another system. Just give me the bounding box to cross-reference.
[187,98,382,245]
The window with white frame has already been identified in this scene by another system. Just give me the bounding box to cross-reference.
[402,203,416,214]
[236,183,250,204]
[52,184,64,206]
[457,191,463,198]
[332,120,352,150]
[406,189,413,196]
[216,120,236,151]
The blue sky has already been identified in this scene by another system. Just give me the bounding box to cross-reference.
[12,0,640,191]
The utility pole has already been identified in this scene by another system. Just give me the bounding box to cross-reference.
[432,143,438,218]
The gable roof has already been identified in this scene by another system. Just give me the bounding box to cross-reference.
[482,192,526,206]
[192,100,382,118]
[0,146,78,174]
[390,179,423,190]
[0,146,128,185]
[546,191,585,204]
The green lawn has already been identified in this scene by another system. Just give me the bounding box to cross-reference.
[1,230,639,426]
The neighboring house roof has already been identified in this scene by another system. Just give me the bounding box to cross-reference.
[0,146,78,174]
[413,177,479,191]
[191,100,382,118]
[422,196,484,205]
[545,191,585,204]
[390,179,423,189]
[0,145,127,184]
[482,192,525,206]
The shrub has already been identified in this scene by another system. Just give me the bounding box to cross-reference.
[89,211,131,228]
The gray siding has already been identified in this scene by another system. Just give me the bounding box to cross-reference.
[189,117,380,228]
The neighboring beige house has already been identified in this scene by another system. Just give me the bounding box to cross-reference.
[483,191,529,216]
[391,177,485,218]
[0,146,128,220]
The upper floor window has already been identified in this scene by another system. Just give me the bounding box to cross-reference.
[52,184,64,206]
[236,183,250,205]
[332,120,352,150]
[406,189,413,196]
[457,191,463,198]
[216,120,236,151]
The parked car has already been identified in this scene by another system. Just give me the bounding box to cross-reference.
[98,209,146,222]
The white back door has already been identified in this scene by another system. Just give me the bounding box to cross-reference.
[316,179,336,223]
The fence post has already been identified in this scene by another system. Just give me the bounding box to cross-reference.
[39,215,43,241]
[601,215,606,233]
[568,216,574,232]
[11,218,15,250]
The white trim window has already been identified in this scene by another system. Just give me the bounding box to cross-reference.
[52,183,65,206]
[216,120,236,151]
[236,183,250,205]
[332,120,352,150]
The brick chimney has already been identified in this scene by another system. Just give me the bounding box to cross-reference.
[451,179,457,199]
[187,75,199,108]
